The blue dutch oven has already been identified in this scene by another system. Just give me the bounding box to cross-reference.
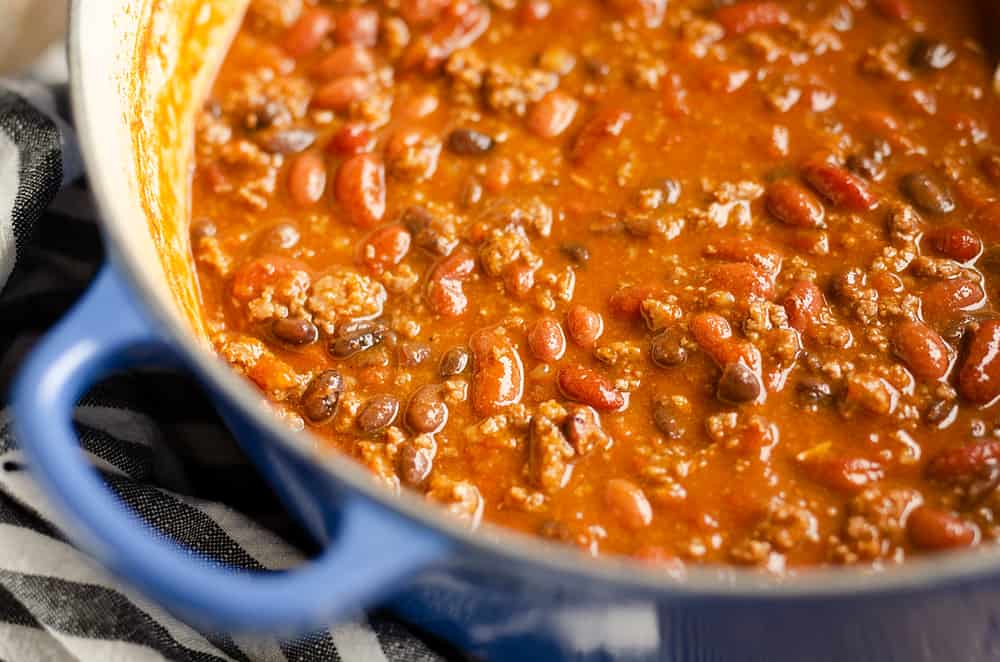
[11,1,1000,659]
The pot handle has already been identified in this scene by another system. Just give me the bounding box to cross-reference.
[11,267,450,632]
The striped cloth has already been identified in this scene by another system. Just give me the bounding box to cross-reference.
[0,70,459,662]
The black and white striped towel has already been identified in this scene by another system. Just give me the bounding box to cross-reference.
[0,69,461,662]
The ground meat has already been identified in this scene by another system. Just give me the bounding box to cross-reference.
[427,475,485,526]
[528,400,574,493]
[830,487,921,563]
[307,268,387,333]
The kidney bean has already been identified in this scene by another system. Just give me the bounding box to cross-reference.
[405,384,448,433]
[557,365,624,411]
[901,171,955,214]
[650,330,687,367]
[401,0,490,72]
[260,128,316,155]
[447,128,494,155]
[470,326,525,416]
[397,442,435,487]
[921,278,985,326]
[231,256,308,300]
[503,263,536,298]
[783,280,823,332]
[426,249,477,317]
[272,318,318,346]
[715,1,790,36]
[873,0,912,20]
[336,7,379,47]
[959,319,1000,404]
[328,321,388,359]
[287,151,327,207]
[892,320,951,381]
[335,153,386,228]
[528,318,566,362]
[801,155,878,211]
[605,479,653,529]
[528,91,579,139]
[798,453,884,493]
[652,397,685,440]
[357,394,400,433]
[565,305,604,348]
[706,263,774,301]
[928,227,982,262]
[907,506,977,550]
[571,106,632,164]
[439,346,470,376]
[315,45,375,79]
[301,370,345,423]
[328,123,376,156]
[608,285,667,320]
[563,405,608,455]
[689,312,734,363]
[717,362,763,404]
[766,180,825,228]
[283,8,334,57]
[927,441,1000,484]
[357,224,411,274]
[313,76,371,112]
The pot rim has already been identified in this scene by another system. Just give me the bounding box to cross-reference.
[68,0,1000,601]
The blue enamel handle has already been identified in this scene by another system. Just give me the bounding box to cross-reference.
[11,267,449,632]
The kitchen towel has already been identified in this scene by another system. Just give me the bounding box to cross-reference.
[0,71,460,662]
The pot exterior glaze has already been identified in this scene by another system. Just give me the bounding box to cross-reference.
[10,0,1000,659]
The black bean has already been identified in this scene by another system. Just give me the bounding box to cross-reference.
[560,242,591,265]
[716,363,762,404]
[650,331,687,368]
[652,398,684,440]
[402,205,457,257]
[357,395,400,433]
[796,377,833,408]
[910,39,956,71]
[405,384,448,433]
[847,140,891,181]
[563,405,607,455]
[397,443,434,487]
[301,370,344,423]
[190,218,217,239]
[900,171,955,215]
[439,347,470,377]
[257,222,300,251]
[447,129,494,156]
[260,128,317,154]
[398,342,432,368]
[272,318,318,345]
[329,321,388,359]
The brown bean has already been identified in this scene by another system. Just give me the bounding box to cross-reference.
[288,151,327,206]
[565,305,604,348]
[439,346,470,376]
[357,395,400,433]
[301,370,345,423]
[557,365,625,411]
[447,128,494,155]
[528,318,566,362]
[907,506,977,550]
[901,171,955,215]
[357,224,411,274]
[397,442,434,487]
[892,320,951,381]
[328,321,388,359]
[765,181,825,228]
[650,330,687,367]
[716,362,762,404]
[336,7,379,47]
[283,8,334,57]
[315,45,375,79]
[272,318,318,345]
[470,326,525,416]
[313,76,371,112]
[405,384,448,433]
[604,479,653,529]
[335,153,386,228]
[527,91,579,139]
[801,155,878,211]
[959,319,1000,404]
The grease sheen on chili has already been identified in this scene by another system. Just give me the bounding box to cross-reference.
[190,0,1000,572]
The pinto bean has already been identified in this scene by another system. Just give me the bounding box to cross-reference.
[426,249,477,317]
[315,45,375,79]
[715,1,790,36]
[565,305,604,348]
[528,318,566,362]
[557,365,625,411]
[335,153,386,228]
[650,330,687,367]
[287,151,327,206]
[400,0,490,72]
[892,320,951,381]
[397,442,435,487]
[608,285,667,320]
[907,506,977,550]
[405,384,448,433]
[301,370,344,423]
[283,8,334,57]
[328,123,376,156]
[706,263,774,301]
[357,395,400,433]
[313,76,372,112]
[563,405,608,455]
[707,237,783,277]
[470,326,524,416]
[328,321,388,359]
[801,155,878,211]
[439,346,470,376]
[959,319,1000,404]
[766,181,825,228]
[605,479,653,529]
